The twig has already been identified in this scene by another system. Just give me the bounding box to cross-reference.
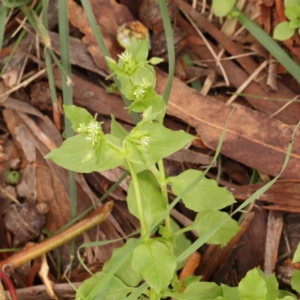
[179,252,201,292]
[0,201,113,270]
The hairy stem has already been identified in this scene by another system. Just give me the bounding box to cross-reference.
[127,160,149,238]
[158,159,173,254]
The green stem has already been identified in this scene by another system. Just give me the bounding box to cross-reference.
[158,159,173,253]
[173,226,193,240]
[106,139,125,156]
[127,160,149,239]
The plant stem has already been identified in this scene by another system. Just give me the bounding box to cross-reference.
[158,159,173,253]
[106,139,125,156]
[126,160,148,239]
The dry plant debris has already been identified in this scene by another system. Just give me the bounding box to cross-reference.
[1,0,300,299]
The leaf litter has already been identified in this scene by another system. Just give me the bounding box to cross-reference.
[1,0,300,298]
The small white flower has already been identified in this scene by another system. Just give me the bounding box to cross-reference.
[140,78,151,89]
[88,121,100,135]
[86,135,98,145]
[78,120,102,146]
[118,51,132,62]
[133,87,145,99]
[141,136,151,147]
[77,123,86,132]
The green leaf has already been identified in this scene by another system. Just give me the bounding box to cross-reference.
[293,243,300,262]
[127,171,166,229]
[149,57,164,65]
[171,219,192,270]
[103,239,142,287]
[285,5,300,20]
[278,290,297,299]
[182,282,223,300]
[222,284,239,300]
[291,269,300,294]
[106,56,117,70]
[169,170,236,212]
[64,105,94,131]
[289,18,300,28]
[285,0,300,5]
[111,116,129,141]
[128,94,166,123]
[132,65,156,87]
[264,273,279,300]
[181,275,202,288]
[45,135,124,173]
[273,22,295,40]
[132,239,176,294]
[76,272,132,300]
[128,37,149,65]
[192,211,240,246]
[135,123,194,164]
[212,0,236,17]
[238,268,267,300]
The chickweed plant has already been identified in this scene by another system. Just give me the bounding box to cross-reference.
[45,38,299,299]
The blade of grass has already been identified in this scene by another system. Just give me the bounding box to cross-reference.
[41,0,58,106]
[125,282,148,300]
[182,53,202,91]
[53,170,129,235]
[57,0,76,276]
[80,0,140,124]
[21,5,50,47]
[2,0,31,8]
[158,0,175,103]
[235,9,300,83]
[0,30,25,76]
[77,230,141,276]
[19,4,71,84]
[0,5,8,52]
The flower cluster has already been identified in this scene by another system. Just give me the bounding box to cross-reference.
[118,50,132,63]
[77,120,103,146]
[128,129,152,153]
[132,77,151,100]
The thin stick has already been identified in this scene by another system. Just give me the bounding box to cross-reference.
[0,201,113,270]
[226,60,268,105]
[178,252,201,294]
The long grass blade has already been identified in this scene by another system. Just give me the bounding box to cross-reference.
[2,0,31,8]
[158,0,175,103]
[57,0,76,276]
[236,9,300,83]
[0,5,8,52]
[125,282,148,300]
[0,30,25,76]
[41,0,58,106]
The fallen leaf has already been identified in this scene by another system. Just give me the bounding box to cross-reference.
[155,68,300,179]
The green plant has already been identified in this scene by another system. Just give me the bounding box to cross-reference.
[6,170,20,185]
[273,0,300,40]
[45,38,241,300]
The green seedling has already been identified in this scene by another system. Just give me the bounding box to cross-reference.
[6,170,20,185]
[45,35,299,298]
[273,0,300,41]
[45,38,241,300]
